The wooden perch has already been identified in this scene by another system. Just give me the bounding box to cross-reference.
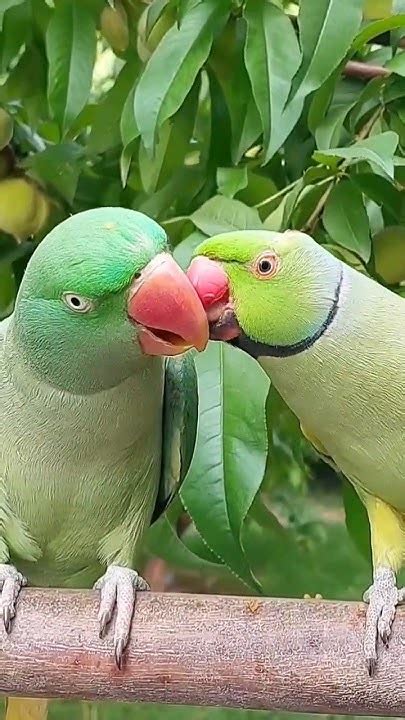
[1,589,405,714]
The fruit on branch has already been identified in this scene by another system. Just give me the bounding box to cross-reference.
[100,0,129,54]
[373,226,405,285]
[0,177,51,241]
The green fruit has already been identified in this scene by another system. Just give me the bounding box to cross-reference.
[0,177,50,241]
[373,225,405,284]
[0,109,13,151]
[100,0,129,54]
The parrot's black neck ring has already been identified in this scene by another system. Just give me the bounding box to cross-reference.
[231,265,344,359]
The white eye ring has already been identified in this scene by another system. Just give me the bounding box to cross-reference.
[62,293,93,314]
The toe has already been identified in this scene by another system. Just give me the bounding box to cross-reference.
[97,582,117,638]
[364,600,380,671]
[0,574,24,633]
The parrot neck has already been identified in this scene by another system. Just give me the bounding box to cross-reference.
[4,314,154,395]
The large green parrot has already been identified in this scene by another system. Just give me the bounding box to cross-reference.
[187,228,405,674]
[0,206,208,719]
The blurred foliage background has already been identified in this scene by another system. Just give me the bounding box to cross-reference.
[0,0,405,716]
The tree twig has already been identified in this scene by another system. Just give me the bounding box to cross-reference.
[344,60,390,80]
[301,106,383,233]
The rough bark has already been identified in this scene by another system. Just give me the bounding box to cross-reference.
[0,589,404,715]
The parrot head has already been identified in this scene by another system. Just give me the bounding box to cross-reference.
[13,207,208,391]
[187,230,342,353]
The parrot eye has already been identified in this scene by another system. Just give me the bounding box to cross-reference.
[62,293,94,314]
[254,252,279,279]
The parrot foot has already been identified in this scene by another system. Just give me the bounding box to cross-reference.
[94,565,150,669]
[363,567,405,675]
[0,564,27,633]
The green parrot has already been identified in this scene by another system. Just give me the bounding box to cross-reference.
[0,206,208,720]
[187,228,405,674]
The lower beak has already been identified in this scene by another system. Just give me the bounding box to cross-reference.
[127,253,209,356]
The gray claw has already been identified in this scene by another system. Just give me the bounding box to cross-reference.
[115,638,125,670]
[99,611,111,638]
[368,658,376,677]
[3,606,11,633]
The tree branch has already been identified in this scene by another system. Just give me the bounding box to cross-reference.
[343,60,390,79]
[2,589,405,713]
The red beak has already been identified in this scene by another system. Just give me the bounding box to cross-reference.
[187,256,241,342]
[187,256,230,313]
[128,253,209,356]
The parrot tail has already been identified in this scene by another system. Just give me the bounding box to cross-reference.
[5,697,48,720]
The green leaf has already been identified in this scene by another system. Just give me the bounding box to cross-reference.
[0,44,46,123]
[46,1,97,135]
[314,131,399,179]
[352,15,405,50]
[290,0,363,102]
[351,172,402,220]
[180,342,270,589]
[145,0,170,36]
[119,80,139,187]
[173,229,206,270]
[244,0,302,163]
[323,179,371,261]
[0,1,30,74]
[24,142,85,204]
[147,501,223,572]
[217,166,248,198]
[386,49,405,76]
[134,0,231,153]
[138,78,199,194]
[120,81,139,148]
[191,194,263,235]
[139,122,171,193]
[88,58,140,154]
[208,17,261,164]
[291,182,332,230]
[307,68,341,134]
[0,0,25,11]
[281,179,305,228]
[342,478,371,564]
[315,104,355,150]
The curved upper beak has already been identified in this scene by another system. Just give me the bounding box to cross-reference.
[187,256,240,342]
[187,256,230,313]
[127,253,209,356]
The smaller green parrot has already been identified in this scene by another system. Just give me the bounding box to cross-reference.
[187,228,405,673]
[0,207,208,720]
